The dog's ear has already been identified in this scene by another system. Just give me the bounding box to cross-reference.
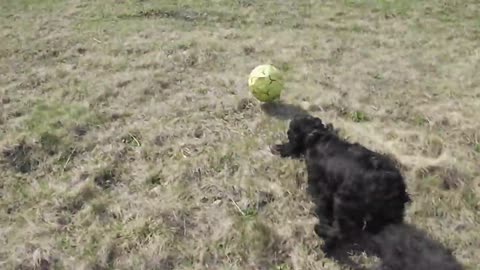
[325,123,334,131]
[305,130,325,148]
[290,114,309,126]
[314,120,325,130]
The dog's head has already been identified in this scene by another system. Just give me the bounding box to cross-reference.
[287,114,326,141]
[275,115,335,157]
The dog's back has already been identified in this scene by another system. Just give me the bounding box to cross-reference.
[307,135,410,234]
[341,168,410,234]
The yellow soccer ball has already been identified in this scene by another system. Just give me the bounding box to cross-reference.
[248,64,284,102]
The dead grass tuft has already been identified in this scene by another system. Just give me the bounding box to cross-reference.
[415,165,467,190]
[2,140,40,173]
[93,167,121,190]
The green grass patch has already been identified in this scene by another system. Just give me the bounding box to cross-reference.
[413,115,429,126]
[343,0,419,16]
[234,217,286,265]
[474,144,480,153]
[242,207,259,218]
[14,101,106,169]
[462,188,480,216]
[24,102,103,135]
[351,111,369,122]
[0,0,64,14]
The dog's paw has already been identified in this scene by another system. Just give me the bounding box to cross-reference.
[270,144,282,155]
[314,223,335,239]
[270,144,290,157]
[321,238,338,255]
[271,143,304,158]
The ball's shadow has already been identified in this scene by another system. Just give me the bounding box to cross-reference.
[260,101,310,120]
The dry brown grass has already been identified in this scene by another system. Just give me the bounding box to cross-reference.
[1,0,479,269]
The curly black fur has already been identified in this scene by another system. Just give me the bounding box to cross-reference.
[273,115,411,253]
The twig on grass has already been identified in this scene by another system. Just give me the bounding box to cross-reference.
[230,197,245,216]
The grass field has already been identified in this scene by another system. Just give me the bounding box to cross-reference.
[1,0,479,269]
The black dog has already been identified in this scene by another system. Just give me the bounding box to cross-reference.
[273,115,411,253]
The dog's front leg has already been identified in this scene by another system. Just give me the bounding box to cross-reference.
[271,142,302,158]
[314,221,340,254]
[311,194,334,225]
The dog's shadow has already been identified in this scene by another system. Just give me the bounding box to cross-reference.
[325,223,464,270]
[261,101,310,120]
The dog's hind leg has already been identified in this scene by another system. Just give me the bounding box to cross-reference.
[320,197,366,253]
